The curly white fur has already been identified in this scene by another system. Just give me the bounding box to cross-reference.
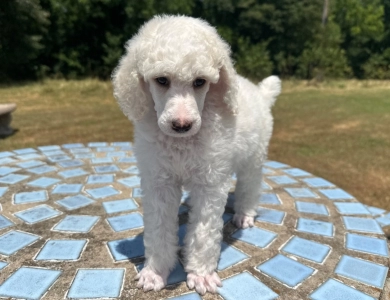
[112,15,281,295]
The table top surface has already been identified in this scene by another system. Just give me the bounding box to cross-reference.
[0,142,389,300]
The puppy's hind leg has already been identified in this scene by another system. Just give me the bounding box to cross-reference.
[233,159,264,228]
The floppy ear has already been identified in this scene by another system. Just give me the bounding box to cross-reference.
[112,37,149,122]
[207,49,238,115]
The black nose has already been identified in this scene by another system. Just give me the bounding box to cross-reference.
[172,120,192,133]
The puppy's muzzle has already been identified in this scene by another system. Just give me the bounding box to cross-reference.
[172,120,192,133]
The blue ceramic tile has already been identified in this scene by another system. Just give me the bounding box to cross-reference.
[47,154,72,163]
[217,242,249,271]
[0,157,16,165]
[302,178,334,188]
[263,161,289,169]
[178,205,189,215]
[285,188,318,198]
[283,168,311,177]
[342,216,383,234]
[91,157,113,164]
[58,168,88,178]
[44,150,66,157]
[111,142,131,147]
[107,151,126,157]
[281,236,331,263]
[375,215,390,226]
[62,143,84,149]
[56,195,95,210]
[70,148,91,153]
[231,227,277,248]
[334,202,370,215]
[223,213,233,224]
[256,207,285,225]
[102,199,138,214]
[0,230,40,255]
[268,175,298,185]
[262,167,274,175]
[0,186,8,197]
[36,239,87,260]
[335,255,388,288]
[107,235,144,261]
[0,261,7,270]
[86,186,120,199]
[257,254,314,287]
[178,224,187,246]
[16,153,42,161]
[74,153,95,159]
[68,268,124,298]
[13,148,36,155]
[94,164,120,173]
[97,146,116,152]
[14,190,48,204]
[118,175,141,188]
[365,205,386,216]
[0,215,14,230]
[52,184,83,194]
[0,151,14,158]
[28,165,57,174]
[319,188,354,200]
[118,157,137,163]
[27,177,60,188]
[0,174,29,184]
[88,142,108,147]
[123,165,139,174]
[295,201,329,216]
[296,218,334,237]
[132,187,143,198]
[0,166,20,176]
[53,215,99,233]
[120,146,133,151]
[38,145,60,152]
[14,205,61,224]
[136,262,187,286]
[16,160,44,169]
[345,233,388,257]
[310,278,376,300]
[107,212,144,232]
[218,272,278,300]
[169,293,202,300]
[86,174,114,184]
[0,267,61,300]
[57,159,84,168]
[259,193,281,205]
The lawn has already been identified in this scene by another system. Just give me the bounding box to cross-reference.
[1,79,389,210]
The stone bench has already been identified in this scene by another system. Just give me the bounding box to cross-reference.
[0,103,16,137]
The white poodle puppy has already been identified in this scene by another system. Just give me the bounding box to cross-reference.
[112,15,281,295]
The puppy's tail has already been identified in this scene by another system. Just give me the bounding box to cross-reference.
[258,75,281,108]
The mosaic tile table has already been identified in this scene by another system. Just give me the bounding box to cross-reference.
[0,142,389,300]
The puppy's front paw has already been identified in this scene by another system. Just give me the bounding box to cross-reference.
[233,213,254,228]
[136,266,168,292]
[187,272,222,295]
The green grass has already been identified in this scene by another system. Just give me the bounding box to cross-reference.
[1,79,389,210]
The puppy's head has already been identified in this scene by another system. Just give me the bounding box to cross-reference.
[112,15,238,137]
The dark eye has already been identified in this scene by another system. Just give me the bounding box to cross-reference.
[193,78,206,87]
[156,77,169,86]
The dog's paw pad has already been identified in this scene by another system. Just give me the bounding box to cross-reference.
[187,272,222,295]
[136,267,167,292]
[233,213,254,228]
